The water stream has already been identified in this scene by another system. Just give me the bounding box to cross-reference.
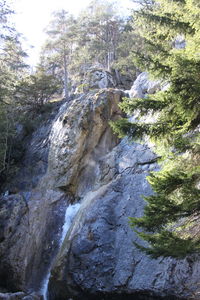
[40,203,81,300]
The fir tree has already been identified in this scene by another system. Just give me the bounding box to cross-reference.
[111,0,200,258]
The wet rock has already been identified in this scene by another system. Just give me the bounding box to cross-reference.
[0,292,43,300]
[0,292,24,299]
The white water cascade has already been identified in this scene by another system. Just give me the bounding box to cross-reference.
[40,203,81,300]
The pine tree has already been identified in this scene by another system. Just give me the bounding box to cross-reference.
[0,0,14,44]
[0,0,40,182]
[15,67,61,111]
[0,1,25,175]
[111,0,200,258]
[41,10,77,99]
[76,0,124,71]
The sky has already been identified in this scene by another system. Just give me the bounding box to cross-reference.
[9,0,135,66]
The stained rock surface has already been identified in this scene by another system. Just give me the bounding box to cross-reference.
[0,70,200,300]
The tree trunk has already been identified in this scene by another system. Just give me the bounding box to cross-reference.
[63,53,68,100]
[107,51,110,71]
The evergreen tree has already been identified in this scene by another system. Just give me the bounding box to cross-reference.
[41,10,77,99]
[0,1,26,175]
[112,16,142,81]
[0,0,14,44]
[15,67,61,111]
[111,0,200,258]
[40,1,135,92]
[76,0,124,71]
[2,34,28,75]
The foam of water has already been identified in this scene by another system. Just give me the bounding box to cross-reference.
[60,203,81,244]
[40,203,81,300]
[40,271,51,300]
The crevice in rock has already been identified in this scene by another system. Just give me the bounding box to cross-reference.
[137,157,160,166]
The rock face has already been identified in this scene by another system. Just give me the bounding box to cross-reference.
[129,72,161,98]
[0,78,123,296]
[0,70,200,300]
[84,68,116,90]
[48,141,200,300]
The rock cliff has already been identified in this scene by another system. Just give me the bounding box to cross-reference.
[0,70,200,300]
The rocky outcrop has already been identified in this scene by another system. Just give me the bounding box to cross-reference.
[129,72,161,98]
[1,70,200,300]
[48,138,200,300]
[0,78,123,296]
[82,68,116,91]
[48,139,161,300]
[47,73,200,300]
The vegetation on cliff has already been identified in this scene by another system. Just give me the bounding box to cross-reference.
[0,0,137,185]
[40,0,137,91]
[112,0,200,258]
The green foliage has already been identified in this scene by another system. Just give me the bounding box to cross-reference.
[15,69,61,111]
[41,10,77,98]
[112,17,139,79]
[133,231,200,258]
[76,0,124,71]
[110,118,135,138]
[40,1,136,90]
[113,0,200,257]
[0,2,63,186]
[0,0,14,42]
[119,95,166,114]
[0,2,25,177]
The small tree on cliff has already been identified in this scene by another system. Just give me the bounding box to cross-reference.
[15,67,61,111]
[111,0,200,258]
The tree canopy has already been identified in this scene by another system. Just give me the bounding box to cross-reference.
[40,1,137,90]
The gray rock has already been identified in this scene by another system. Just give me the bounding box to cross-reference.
[0,87,123,295]
[84,68,116,90]
[0,292,34,299]
[48,137,200,300]
[0,292,25,300]
[1,73,200,300]
[129,72,161,99]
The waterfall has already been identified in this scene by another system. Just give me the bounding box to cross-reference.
[40,203,81,300]
[60,203,81,244]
